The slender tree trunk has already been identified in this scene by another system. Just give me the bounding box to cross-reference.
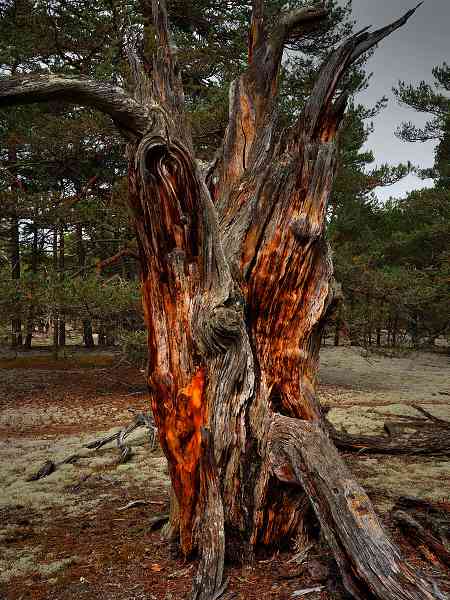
[24,223,39,349]
[58,221,66,347]
[52,226,59,360]
[52,317,59,357]
[392,314,398,348]
[8,143,22,348]
[411,312,419,348]
[76,223,95,347]
[10,210,22,347]
[24,318,33,349]
[58,321,66,347]
[376,327,381,347]
[83,320,95,347]
[105,324,115,346]
[334,312,341,346]
[366,292,372,346]
[97,323,105,346]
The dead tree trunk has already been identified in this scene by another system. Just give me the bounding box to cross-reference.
[0,3,441,598]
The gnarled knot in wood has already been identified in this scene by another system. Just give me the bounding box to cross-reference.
[290,214,323,242]
[135,137,190,184]
[191,293,246,357]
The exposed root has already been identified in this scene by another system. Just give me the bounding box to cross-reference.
[191,429,225,600]
[269,414,443,600]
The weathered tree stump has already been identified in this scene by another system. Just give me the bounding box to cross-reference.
[1,1,442,597]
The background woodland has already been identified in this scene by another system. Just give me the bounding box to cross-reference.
[1,0,448,356]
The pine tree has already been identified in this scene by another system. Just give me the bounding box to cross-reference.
[394,62,450,187]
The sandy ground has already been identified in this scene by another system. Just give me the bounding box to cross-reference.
[0,347,449,599]
[321,347,450,510]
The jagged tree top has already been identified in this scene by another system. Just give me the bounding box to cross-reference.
[0,0,422,152]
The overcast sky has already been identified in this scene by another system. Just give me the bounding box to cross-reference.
[339,0,449,200]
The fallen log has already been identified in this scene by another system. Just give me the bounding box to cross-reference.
[327,405,450,456]
[393,510,450,569]
[394,496,450,514]
[329,426,450,455]
[415,407,450,426]
[392,496,450,562]
[27,411,157,481]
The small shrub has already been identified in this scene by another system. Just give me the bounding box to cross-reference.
[119,329,148,369]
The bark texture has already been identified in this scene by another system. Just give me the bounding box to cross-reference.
[269,415,440,600]
[1,2,441,598]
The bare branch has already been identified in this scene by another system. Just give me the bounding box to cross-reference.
[270,4,328,52]
[296,4,422,143]
[0,74,149,138]
[96,247,140,273]
[348,3,423,64]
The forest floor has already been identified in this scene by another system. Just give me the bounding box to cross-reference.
[0,346,449,600]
